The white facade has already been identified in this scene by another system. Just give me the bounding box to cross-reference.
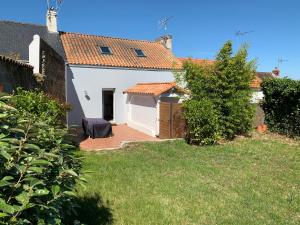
[126,94,160,136]
[251,90,264,104]
[66,65,175,126]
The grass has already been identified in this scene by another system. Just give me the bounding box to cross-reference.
[74,136,300,225]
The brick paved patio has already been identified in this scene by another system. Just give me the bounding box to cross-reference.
[80,124,159,151]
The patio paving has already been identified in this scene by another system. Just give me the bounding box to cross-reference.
[80,124,160,151]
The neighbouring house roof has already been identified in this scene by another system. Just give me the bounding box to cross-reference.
[0,20,66,61]
[60,32,182,70]
[178,57,215,66]
[251,72,273,89]
[178,57,273,89]
[0,55,33,69]
[124,82,178,96]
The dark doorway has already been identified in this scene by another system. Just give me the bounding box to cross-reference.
[102,90,114,121]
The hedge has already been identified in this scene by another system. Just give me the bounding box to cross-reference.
[261,78,300,137]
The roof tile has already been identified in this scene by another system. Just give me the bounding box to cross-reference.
[60,32,182,70]
[124,82,177,96]
[0,55,33,68]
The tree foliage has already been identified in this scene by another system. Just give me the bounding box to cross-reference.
[261,78,300,137]
[0,90,82,224]
[178,41,256,144]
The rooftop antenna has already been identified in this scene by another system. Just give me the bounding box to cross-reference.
[235,30,254,36]
[158,16,174,33]
[46,0,64,13]
[277,57,288,68]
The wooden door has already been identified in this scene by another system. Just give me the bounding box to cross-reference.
[159,102,185,139]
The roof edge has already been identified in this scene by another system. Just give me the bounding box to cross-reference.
[136,82,176,85]
[68,63,182,71]
[0,20,46,28]
[0,55,33,69]
[60,31,158,44]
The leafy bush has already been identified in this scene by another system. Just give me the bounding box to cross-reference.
[183,99,219,145]
[178,41,255,144]
[0,90,82,224]
[11,88,66,126]
[261,78,300,137]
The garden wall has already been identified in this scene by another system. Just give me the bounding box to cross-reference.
[0,55,37,93]
[39,39,65,102]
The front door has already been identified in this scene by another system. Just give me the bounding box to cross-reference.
[102,89,114,121]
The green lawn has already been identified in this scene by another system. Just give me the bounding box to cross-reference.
[74,136,300,225]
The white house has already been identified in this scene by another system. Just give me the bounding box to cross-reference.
[1,7,277,137]
[60,32,182,134]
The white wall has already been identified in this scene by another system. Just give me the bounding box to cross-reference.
[251,91,264,104]
[66,65,175,126]
[126,94,159,137]
[29,35,40,74]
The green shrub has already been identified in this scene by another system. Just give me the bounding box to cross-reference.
[178,41,255,144]
[11,88,66,126]
[0,91,82,224]
[261,78,300,137]
[213,43,255,139]
[184,99,220,145]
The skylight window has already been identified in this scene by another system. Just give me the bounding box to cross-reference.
[100,46,112,55]
[134,49,146,57]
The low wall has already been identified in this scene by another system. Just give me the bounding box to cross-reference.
[0,55,36,93]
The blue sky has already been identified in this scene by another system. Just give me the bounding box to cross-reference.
[1,0,299,79]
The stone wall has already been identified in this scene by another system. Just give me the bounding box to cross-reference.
[0,56,36,93]
[39,39,65,102]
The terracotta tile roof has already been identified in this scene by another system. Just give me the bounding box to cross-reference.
[124,82,177,96]
[0,55,33,68]
[251,72,273,89]
[178,57,215,66]
[60,32,181,70]
[178,57,273,89]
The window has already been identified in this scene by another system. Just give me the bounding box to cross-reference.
[134,49,146,57]
[100,46,112,55]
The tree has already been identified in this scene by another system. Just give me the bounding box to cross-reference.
[178,41,256,144]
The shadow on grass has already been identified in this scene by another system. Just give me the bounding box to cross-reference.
[65,194,113,225]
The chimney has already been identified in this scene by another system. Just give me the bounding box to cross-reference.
[156,35,173,51]
[46,8,58,33]
[272,67,280,77]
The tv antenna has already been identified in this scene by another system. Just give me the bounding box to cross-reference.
[158,16,174,32]
[235,30,254,36]
[277,57,288,67]
[47,0,64,12]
